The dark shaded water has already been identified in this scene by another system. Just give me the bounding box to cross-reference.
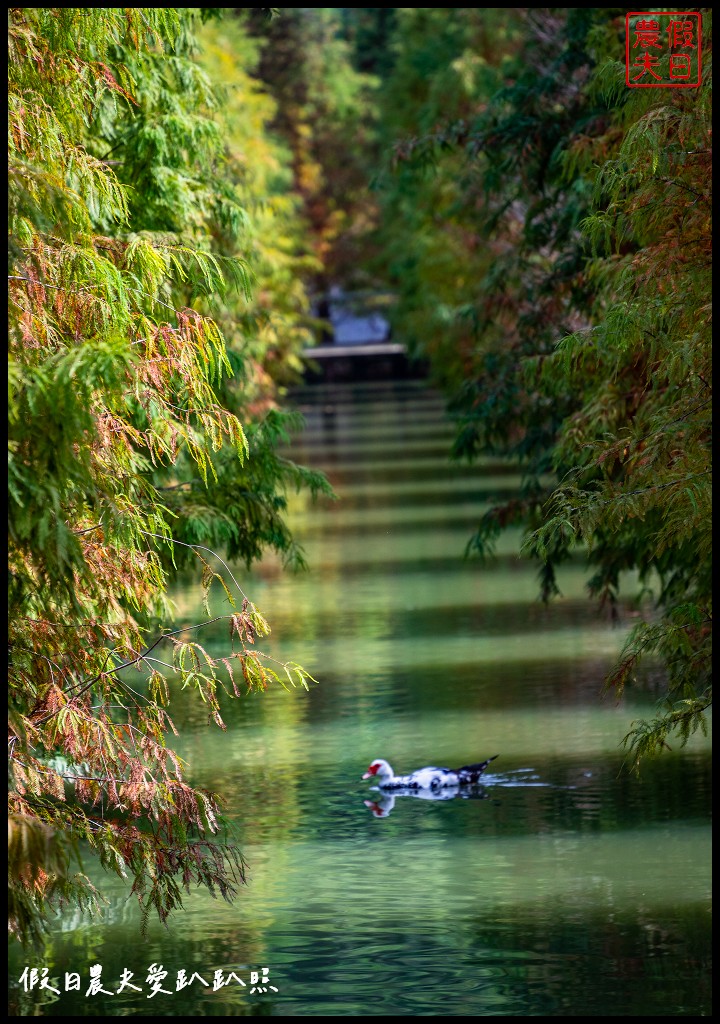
[9,380,711,1016]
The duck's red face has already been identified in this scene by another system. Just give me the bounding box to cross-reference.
[362,762,381,780]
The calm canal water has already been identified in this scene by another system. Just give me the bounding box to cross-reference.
[10,379,711,1016]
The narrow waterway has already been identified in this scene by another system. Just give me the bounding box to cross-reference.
[10,379,711,1017]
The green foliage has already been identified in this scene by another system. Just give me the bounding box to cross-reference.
[243,7,382,295]
[192,16,323,393]
[369,8,524,378]
[8,7,328,947]
[374,8,712,765]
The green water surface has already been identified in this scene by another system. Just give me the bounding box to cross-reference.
[9,380,711,1017]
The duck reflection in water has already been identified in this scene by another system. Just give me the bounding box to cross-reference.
[364,785,490,818]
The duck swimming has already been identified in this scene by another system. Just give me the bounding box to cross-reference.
[362,755,498,792]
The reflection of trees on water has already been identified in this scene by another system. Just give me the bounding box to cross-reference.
[463,900,711,1016]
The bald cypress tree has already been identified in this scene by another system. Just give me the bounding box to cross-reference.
[8,7,323,946]
[375,8,712,766]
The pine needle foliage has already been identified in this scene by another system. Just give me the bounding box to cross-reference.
[8,7,324,947]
